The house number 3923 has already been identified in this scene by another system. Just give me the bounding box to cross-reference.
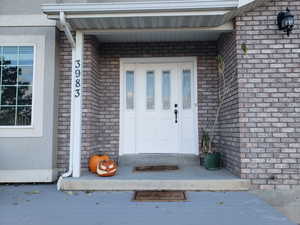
[74,59,81,98]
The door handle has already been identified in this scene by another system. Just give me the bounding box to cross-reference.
[174,104,178,123]
[174,109,178,123]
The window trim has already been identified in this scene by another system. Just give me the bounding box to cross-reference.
[0,36,45,137]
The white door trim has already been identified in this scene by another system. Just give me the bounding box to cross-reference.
[119,57,198,155]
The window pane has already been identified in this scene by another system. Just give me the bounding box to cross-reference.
[16,106,32,126]
[2,66,17,85]
[162,71,171,110]
[17,86,32,105]
[1,86,16,105]
[18,66,33,85]
[126,71,134,110]
[3,46,18,66]
[146,71,155,110]
[0,46,33,127]
[0,106,15,126]
[19,47,33,65]
[182,70,191,109]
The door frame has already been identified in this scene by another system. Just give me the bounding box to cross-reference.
[119,57,199,155]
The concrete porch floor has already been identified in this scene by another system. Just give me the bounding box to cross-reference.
[61,154,250,191]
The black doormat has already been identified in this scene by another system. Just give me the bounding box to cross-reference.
[133,191,187,202]
[134,165,179,172]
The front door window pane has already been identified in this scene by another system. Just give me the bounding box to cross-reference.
[126,71,134,110]
[162,71,171,110]
[182,70,192,109]
[146,71,155,110]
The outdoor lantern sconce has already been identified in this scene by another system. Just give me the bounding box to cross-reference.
[277,8,295,36]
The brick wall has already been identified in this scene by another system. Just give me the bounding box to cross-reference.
[236,0,300,189]
[217,32,241,176]
[57,35,102,172]
[57,33,72,172]
[57,39,220,171]
[81,36,102,169]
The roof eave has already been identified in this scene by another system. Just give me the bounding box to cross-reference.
[41,1,239,17]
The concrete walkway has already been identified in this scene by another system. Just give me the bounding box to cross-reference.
[252,189,300,224]
[0,184,296,225]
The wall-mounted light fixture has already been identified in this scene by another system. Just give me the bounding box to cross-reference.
[277,8,295,36]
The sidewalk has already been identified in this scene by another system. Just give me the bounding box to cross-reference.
[0,184,296,225]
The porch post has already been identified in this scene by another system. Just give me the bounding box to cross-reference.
[70,31,84,178]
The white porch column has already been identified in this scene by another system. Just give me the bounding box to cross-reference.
[70,31,84,178]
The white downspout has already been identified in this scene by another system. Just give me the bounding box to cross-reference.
[57,11,76,190]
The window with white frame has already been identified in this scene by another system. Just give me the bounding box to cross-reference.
[0,46,34,126]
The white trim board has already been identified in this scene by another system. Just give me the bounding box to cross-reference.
[119,57,199,155]
[0,15,56,27]
[0,169,58,183]
[42,1,239,15]
[0,36,45,137]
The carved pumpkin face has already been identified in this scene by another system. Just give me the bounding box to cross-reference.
[96,160,117,177]
[88,155,110,173]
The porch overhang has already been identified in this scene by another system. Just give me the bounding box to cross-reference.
[41,0,265,30]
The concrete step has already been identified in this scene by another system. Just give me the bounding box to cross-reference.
[61,155,251,191]
[60,178,251,191]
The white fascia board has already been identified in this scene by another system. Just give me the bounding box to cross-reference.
[41,1,238,15]
[61,10,230,19]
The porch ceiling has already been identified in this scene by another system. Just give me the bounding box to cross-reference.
[41,0,266,30]
[66,13,230,30]
[90,26,233,42]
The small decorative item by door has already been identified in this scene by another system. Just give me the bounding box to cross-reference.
[88,155,110,173]
[200,129,221,170]
[96,159,118,177]
[204,152,221,170]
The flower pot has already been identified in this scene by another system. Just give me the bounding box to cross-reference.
[204,152,221,170]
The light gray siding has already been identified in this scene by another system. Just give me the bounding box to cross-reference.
[0,0,56,15]
[0,27,59,177]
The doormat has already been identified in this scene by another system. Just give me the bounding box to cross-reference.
[134,165,179,172]
[133,191,187,202]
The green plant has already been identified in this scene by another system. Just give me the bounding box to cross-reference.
[200,55,234,154]
[201,129,211,154]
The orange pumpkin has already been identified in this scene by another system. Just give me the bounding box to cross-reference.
[88,155,110,173]
[96,159,117,177]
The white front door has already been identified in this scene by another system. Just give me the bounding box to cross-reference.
[120,58,198,155]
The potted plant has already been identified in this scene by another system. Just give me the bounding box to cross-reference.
[200,129,221,170]
[200,55,232,170]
